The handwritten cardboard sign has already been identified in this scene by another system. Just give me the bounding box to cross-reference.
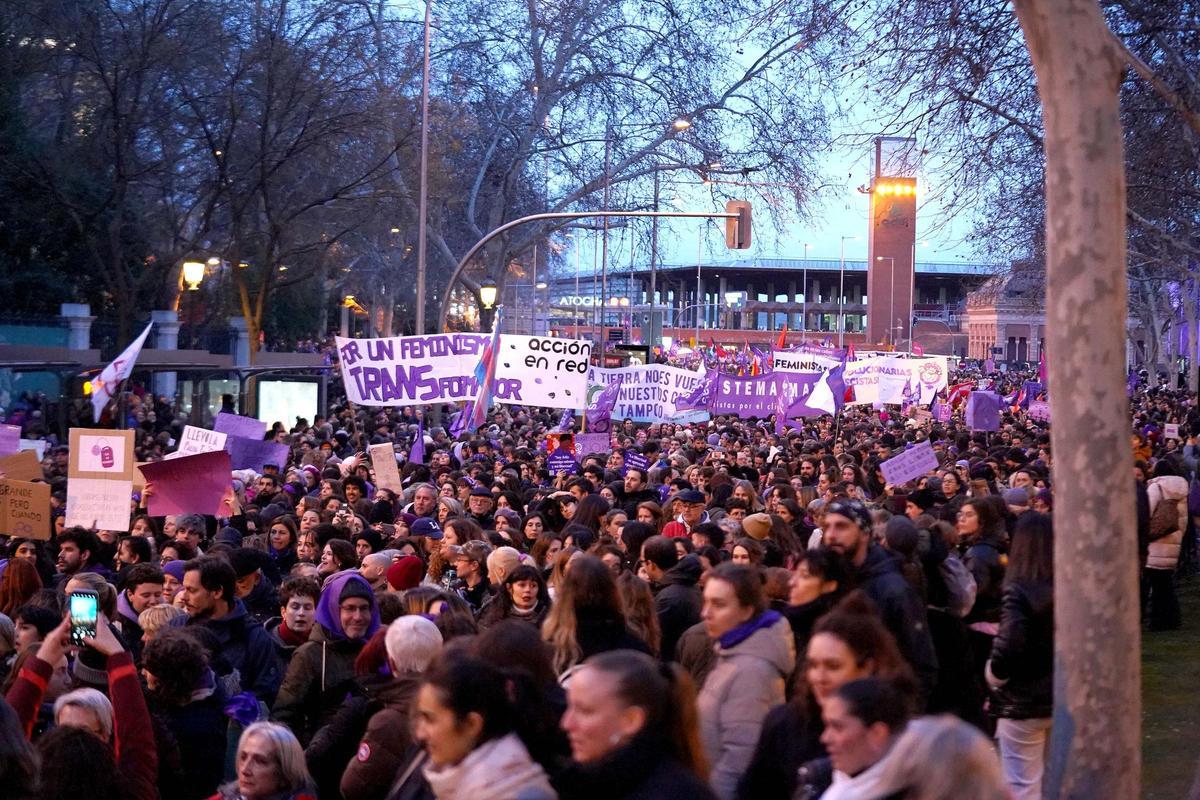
[1165,423,1181,440]
[65,477,132,532]
[369,443,403,493]
[0,450,43,483]
[138,450,231,516]
[880,440,940,486]
[0,479,51,540]
[178,425,228,456]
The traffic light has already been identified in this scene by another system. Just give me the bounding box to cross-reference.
[725,200,751,249]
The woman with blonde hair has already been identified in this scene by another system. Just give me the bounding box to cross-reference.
[832,715,1009,800]
[542,555,648,676]
[212,721,316,800]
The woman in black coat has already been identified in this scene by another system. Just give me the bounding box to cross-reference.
[555,650,716,800]
[141,628,229,800]
[987,511,1054,800]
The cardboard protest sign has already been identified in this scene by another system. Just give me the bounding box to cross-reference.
[880,441,940,486]
[226,437,289,472]
[64,428,135,531]
[138,450,231,516]
[586,365,710,423]
[0,424,19,455]
[0,450,43,482]
[65,477,133,531]
[1165,423,1181,440]
[214,412,268,440]
[177,425,228,456]
[336,333,593,409]
[369,443,403,493]
[0,479,51,540]
[68,429,135,481]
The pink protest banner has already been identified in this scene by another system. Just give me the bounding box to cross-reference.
[138,450,231,516]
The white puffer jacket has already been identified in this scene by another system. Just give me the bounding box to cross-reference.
[1146,475,1189,571]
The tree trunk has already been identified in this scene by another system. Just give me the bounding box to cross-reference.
[1012,2,1140,798]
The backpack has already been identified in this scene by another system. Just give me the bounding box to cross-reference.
[1150,494,1181,541]
[938,553,978,618]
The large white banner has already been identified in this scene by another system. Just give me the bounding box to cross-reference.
[843,356,949,405]
[336,334,592,409]
[585,364,710,424]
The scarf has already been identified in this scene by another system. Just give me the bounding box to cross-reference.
[718,609,783,650]
[277,620,309,648]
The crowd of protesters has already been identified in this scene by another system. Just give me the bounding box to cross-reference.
[0,356,1195,800]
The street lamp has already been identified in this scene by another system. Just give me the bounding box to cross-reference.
[672,117,692,131]
[876,256,895,346]
[182,259,206,292]
[838,235,860,347]
[479,277,498,331]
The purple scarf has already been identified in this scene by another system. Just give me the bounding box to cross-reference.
[718,609,783,650]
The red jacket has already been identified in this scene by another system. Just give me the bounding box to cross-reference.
[6,651,158,800]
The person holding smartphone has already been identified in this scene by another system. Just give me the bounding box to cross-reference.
[4,608,158,800]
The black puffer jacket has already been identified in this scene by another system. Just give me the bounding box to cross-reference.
[988,579,1053,719]
[961,531,1007,625]
[653,555,704,661]
[855,544,939,700]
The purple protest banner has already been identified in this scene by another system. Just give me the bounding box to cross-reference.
[226,436,289,471]
[0,424,19,456]
[573,434,611,459]
[965,391,1001,432]
[880,441,940,486]
[138,450,231,516]
[706,372,823,418]
[214,412,268,440]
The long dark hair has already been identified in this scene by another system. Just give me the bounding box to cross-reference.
[0,698,37,800]
[420,654,514,745]
[1004,512,1053,585]
[571,494,611,534]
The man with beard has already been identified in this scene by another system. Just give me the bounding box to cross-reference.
[180,555,281,704]
[821,496,938,703]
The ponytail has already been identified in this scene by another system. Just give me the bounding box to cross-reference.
[658,660,709,780]
[585,651,709,780]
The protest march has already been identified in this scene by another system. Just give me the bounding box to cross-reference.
[1,314,1194,800]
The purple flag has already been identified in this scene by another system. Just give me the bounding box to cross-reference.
[586,377,623,433]
[556,408,574,433]
[675,369,718,412]
[1127,371,1138,397]
[411,415,425,464]
[449,404,471,439]
[983,358,995,374]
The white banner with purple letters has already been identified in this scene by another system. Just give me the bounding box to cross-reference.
[336,334,591,409]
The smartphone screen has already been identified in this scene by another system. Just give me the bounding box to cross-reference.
[69,591,98,647]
